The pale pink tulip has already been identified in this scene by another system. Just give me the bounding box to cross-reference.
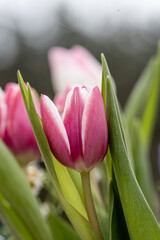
[1,83,40,164]
[41,86,108,172]
[48,45,102,94]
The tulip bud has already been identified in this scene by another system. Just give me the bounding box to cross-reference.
[48,45,102,93]
[41,86,108,172]
[0,83,40,165]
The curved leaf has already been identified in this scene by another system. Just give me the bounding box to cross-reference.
[0,192,33,240]
[0,141,53,240]
[106,74,160,239]
[140,52,160,148]
[132,120,158,214]
[124,58,154,128]
[48,214,80,240]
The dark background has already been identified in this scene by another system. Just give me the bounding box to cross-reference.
[0,1,159,191]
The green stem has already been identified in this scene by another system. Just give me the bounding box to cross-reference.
[81,171,104,240]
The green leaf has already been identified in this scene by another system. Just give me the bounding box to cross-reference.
[121,114,135,170]
[67,168,84,204]
[106,74,160,239]
[125,42,160,134]
[101,54,110,112]
[124,57,155,129]
[95,205,108,240]
[0,141,53,240]
[132,120,158,215]
[140,50,160,148]
[108,181,130,240]
[18,71,100,240]
[101,61,130,240]
[108,181,114,240]
[106,149,112,181]
[48,214,80,240]
[125,45,160,214]
[105,150,129,240]
[52,155,87,219]
[0,192,33,240]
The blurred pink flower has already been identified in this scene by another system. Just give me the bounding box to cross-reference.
[48,45,102,93]
[0,83,40,165]
[40,86,108,172]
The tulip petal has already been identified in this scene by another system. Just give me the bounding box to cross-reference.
[11,92,39,153]
[54,87,71,115]
[48,45,102,93]
[82,87,108,170]
[72,45,101,85]
[5,83,19,107]
[40,95,72,168]
[4,83,39,155]
[3,83,20,150]
[62,87,88,166]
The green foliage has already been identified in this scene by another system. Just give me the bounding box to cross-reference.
[125,44,160,213]
[48,214,80,240]
[125,44,160,149]
[106,72,160,239]
[0,141,53,240]
[140,50,160,148]
[0,192,27,240]
[132,120,158,214]
[125,57,155,129]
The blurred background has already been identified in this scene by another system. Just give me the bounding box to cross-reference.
[0,0,159,188]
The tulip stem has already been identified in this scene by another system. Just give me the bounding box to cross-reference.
[81,171,104,240]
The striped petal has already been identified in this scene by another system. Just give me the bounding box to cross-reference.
[62,87,88,166]
[40,95,72,168]
[82,87,108,170]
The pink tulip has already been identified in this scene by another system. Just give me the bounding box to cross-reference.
[48,45,102,94]
[0,83,40,164]
[40,86,108,172]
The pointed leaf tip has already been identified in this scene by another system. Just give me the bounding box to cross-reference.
[101,54,111,78]
[27,82,30,89]
[17,70,23,82]
[101,53,105,62]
